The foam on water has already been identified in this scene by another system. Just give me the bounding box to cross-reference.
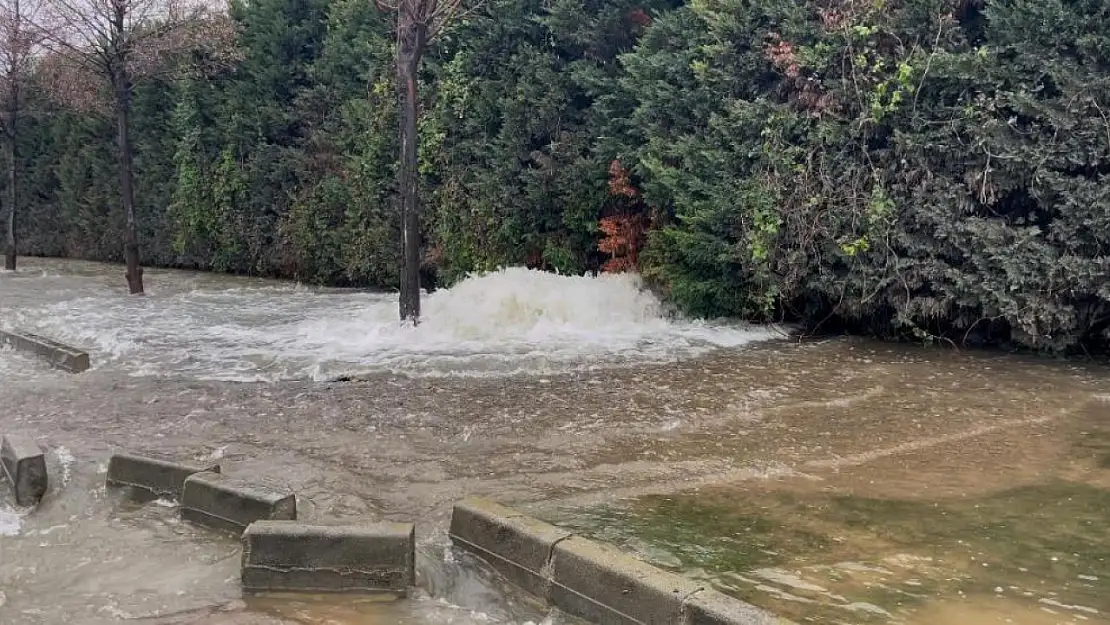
[4,266,783,381]
[54,446,75,486]
[0,505,22,536]
[0,345,44,379]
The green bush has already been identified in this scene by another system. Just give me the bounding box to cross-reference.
[629,0,1110,352]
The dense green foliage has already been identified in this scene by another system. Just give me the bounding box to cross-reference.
[631,0,1110,352]
[8,0,1110,352]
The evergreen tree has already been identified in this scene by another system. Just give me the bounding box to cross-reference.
[8,0,1110,353]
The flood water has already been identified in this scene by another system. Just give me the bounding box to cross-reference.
[535,353,1110,624]
[0,259,774,382]
[2,258,1110,625]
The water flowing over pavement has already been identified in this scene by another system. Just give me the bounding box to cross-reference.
[0,260,778,382]
[3,259,1110,625]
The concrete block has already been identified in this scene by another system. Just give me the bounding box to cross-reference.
[241,521,415,594]
[0,329,90,373]
[1,434,47,506]
[550,536,704,625]
[181,472,295,534]
[449,498,572,599]
[446,499,795,625]
[106,453,220,498]
[681,589,794,625]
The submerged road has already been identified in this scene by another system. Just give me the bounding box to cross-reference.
[3,259,1109,624]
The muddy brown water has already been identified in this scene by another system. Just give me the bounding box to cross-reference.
[2,259,1110,625]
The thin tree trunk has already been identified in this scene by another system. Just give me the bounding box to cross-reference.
[3,121,14,272]
[114,68,143,294]
[396,21,425,323]
[3,0,17,272]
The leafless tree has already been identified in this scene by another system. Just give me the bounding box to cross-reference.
[0,0,44,271]
[37,0,235,293]
[375,0,465,322]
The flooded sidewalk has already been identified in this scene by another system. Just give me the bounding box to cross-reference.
[3,259,1110,624]
[537,369,1110,625]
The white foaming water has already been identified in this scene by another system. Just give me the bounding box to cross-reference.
[0,505,22,536]
[55,446,75,486]
[4,266,782,381]
[0,345,52,383]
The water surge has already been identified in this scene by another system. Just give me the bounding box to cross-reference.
[2,263,782,381]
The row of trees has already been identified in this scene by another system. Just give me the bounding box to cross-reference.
[5,0,1110,352]
[0,0,453,320]
[0,0,234,291]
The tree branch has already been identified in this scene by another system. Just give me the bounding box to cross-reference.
[32,0,236,114]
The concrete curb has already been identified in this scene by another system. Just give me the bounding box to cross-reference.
[0,329,90,373]
[181,472,296,534]
[1,434,48,506]
[449,498,794,625]
[550,535,703,624]
[241,521,415,595]
[449,497,572,599]
[106,453,220,498]
[683,588,789,625]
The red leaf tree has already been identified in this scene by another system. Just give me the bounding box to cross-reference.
[598,160,648,273]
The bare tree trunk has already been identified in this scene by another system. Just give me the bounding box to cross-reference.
[3,114,14,272]
[2,0,17,272]
[396,21,425,323]
[114,68,143,294]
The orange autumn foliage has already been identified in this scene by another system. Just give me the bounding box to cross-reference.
[608,159,638,198]
[599,160,649,273]
[599,214,648,273]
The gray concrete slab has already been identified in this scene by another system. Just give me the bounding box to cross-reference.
[448,498,794,625]
[549,535,703,625]
[449,498,572,599]
[181,472,295,534]
[0,329,90,373]
[681,589,794,625]
[241,521,415,594]
[1,433,47,506]
[106,453,220,498]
